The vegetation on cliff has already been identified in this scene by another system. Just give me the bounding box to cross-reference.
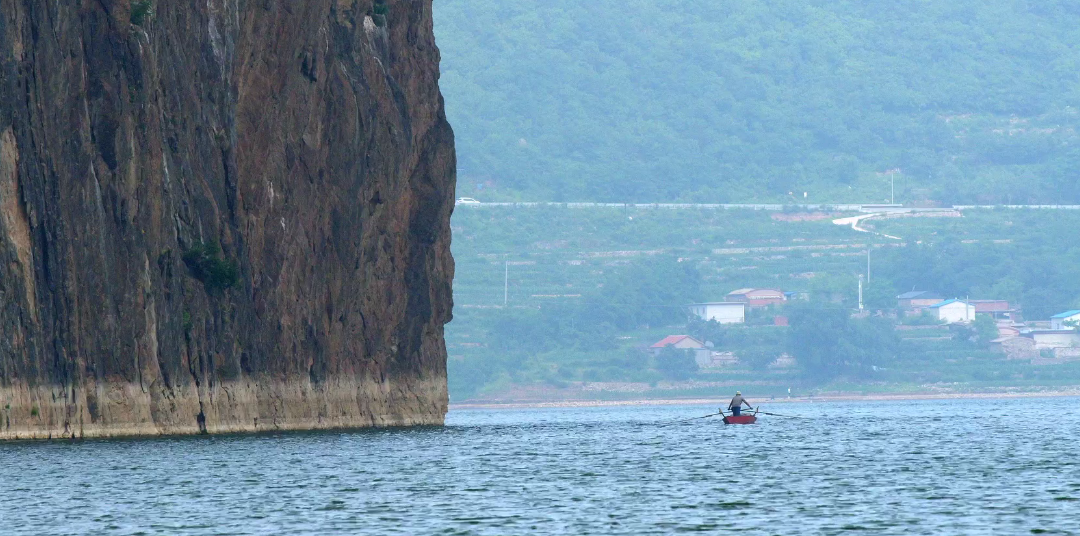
[181,242,239,293]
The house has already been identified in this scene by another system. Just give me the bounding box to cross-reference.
[652,335,712,367]
[650,335,705,353]
[725,288,786,308]
[688,302,746,324]
[650,335,712,366]
[929,299,976,324]
[1050,310,1080,330]
[1029,330,1080,350]
[971,300,1014,320]
[897,291,944,310]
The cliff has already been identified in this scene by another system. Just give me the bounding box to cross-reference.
[0,0,455,439]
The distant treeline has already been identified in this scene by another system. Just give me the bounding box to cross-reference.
[436,0,1080,203]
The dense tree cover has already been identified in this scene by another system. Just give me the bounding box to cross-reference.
[656,347,699,381]
[973,314,1001,348]
[786,305,901,380]
[687,319,786,370]
[869,242,1080,319]
[436,0,1080,203]
[489,256,701,352]
[448,257,702,398]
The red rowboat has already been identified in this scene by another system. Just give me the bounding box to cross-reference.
[723,414,757,425]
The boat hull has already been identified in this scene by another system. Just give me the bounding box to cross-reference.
[723,415,757,425]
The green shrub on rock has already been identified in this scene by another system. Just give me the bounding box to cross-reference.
[131,0,153,27]
[182,241,239,293]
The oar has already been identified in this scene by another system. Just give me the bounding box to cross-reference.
[666,411,724,424]
[755,411,809,419]
[679,412,723,423]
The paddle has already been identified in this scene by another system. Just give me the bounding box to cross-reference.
[755,411,809,419]
[671,412,723,423]
[664,410,727,424]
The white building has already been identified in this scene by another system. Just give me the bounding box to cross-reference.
[688,302,746,324]
[929,299,976,324]
[1050,310,1080,330]
[1031,330,1080,350]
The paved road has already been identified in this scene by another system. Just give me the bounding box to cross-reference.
[456,201,1080,212]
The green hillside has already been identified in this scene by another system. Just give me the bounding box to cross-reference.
[435,0,1080,203]
[446,206,1080,400]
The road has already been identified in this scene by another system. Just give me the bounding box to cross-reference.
[456,202,1080,212]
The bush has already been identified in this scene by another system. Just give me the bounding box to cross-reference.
[739,347,776,371]
[900,310,944,326]
[373,0,389,26]
[973,314,999,348]
[182,241,239,293]
[131,0,153,27]
[787,304,900,379]
[655,347,699,380]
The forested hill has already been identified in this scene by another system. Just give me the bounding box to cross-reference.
[435,0,1080,204]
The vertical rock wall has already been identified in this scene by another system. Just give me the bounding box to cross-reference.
[0,0,455,439]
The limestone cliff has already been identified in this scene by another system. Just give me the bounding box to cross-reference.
[0,0,455,439]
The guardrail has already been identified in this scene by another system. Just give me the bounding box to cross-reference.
[459,202,865,210]
[457,202,1080,211]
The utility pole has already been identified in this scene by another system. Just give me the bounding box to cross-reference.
[867,248,871,284]
[504,261,509,307]
[858,274,865,311]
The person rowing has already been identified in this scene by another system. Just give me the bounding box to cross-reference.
[728,391,752,416]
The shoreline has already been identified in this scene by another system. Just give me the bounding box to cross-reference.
[450,389,1080,410]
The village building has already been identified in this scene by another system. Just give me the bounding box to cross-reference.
[725,288,786,308]
[649,335,712,366]
[928,299,976,324]
[970,300,1015,320]
[1050,310,1080,330]
[687,302,746,324]
[1029,330,1080,350]
[896,291,944,310]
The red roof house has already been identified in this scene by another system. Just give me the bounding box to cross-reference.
[725,288,786,308]
[650,335,710,364]
[650,335,705,350]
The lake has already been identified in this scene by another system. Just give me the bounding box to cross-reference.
[3,397,1079,534]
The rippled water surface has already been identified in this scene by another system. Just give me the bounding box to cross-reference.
[4,397,1080,535]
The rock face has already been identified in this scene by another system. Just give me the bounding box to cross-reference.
[0,0,455,439]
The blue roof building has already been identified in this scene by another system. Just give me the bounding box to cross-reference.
[1050,310,1080,330]
[928,299,975,324]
